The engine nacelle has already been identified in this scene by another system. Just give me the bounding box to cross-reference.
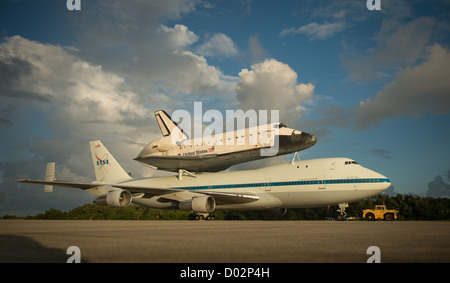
[95,190,132,208]
[179,195,216,213]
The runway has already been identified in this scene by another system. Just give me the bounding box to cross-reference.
[1,220,450,263]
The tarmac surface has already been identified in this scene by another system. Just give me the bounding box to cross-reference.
[1,220,450,263]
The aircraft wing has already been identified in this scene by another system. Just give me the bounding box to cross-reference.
[112,184,259,204]
[14,180,260,205]
[111,184,182,197]
[198,191,259,204]
[13,179,180,197]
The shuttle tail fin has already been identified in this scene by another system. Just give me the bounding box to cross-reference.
[154,110,184,137]
[89,140,131,182]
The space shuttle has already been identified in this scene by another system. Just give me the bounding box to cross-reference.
[134,110,317,173]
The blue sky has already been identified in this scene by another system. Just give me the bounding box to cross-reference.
[1,0,450,216]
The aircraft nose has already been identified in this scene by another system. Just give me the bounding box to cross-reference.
[301,132,317,146]
[310,134,317,145]
[379,176,392,192]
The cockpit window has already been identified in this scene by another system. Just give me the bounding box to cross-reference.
[345,161,359,165]
[274,123,287,129]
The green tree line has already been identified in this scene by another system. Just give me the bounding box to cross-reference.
[2,193,450,220]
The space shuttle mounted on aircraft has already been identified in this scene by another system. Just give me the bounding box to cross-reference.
[134,110,317,173]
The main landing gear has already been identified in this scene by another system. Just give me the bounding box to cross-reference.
[188,213,215,221]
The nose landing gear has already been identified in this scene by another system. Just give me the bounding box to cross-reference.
[336,203,348,221]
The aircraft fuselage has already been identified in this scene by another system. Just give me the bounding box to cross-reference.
[125,157,391,211]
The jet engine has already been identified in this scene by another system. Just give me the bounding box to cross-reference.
[95,190,132,208]
[179,195,216,213]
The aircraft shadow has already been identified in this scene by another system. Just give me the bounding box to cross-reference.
[0,234,86,263]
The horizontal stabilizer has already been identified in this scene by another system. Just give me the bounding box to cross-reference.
[14,179,99,190]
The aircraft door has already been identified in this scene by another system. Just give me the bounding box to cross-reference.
[264,178,272,192]
[330,161,336,170]
[318,176,326,190]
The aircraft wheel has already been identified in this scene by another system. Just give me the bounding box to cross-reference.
[336,214,346,221]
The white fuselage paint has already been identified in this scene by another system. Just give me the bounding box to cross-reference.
[127,157,390,211]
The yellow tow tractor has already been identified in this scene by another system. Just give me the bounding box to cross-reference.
[362,205,398,221]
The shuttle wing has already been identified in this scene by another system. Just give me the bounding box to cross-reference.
[138,154,218,160]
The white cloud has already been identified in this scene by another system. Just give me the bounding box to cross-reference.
[197,33,239,58]
[0,0,242,185]
[1,36,147,122]
[355,44,450,129]
[159,24,199,50]
[281,21,347,40]
[78,1,236,97]
[235,59,314,123]
[0,36,156,177]
[0,35,170,215]
[342,16,435,82]
[248,35,268,64]
[311,44,450,131]
[168,50,238,94]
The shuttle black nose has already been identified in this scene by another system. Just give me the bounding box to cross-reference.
[301,132,317,146]
[310,134,317,145]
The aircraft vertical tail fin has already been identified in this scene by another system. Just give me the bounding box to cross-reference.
[44,162,55,192]
[89,140,131,182]
[154,110,184,137]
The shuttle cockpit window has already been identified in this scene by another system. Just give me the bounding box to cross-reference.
[345,161,360,165]
[274,123,287,129]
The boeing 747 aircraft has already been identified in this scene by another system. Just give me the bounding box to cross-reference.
[15,140,390,220]
[134,110,317,173]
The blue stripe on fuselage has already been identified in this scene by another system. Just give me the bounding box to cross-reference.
[175,178,391,191]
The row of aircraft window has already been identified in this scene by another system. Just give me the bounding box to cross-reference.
[181,178,388,191]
